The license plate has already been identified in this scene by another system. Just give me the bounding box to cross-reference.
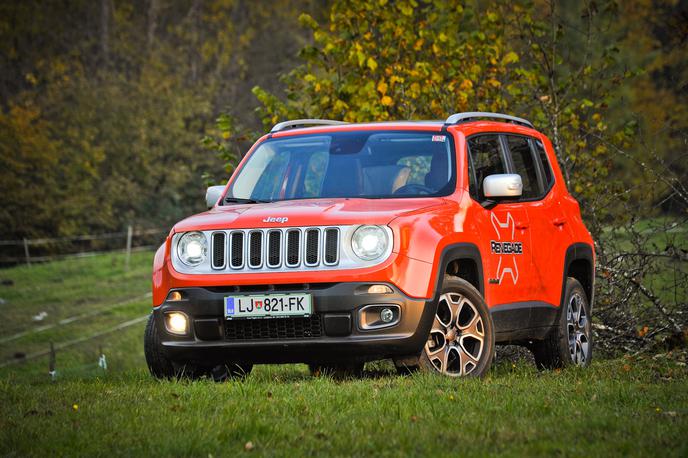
[224,293,312,319]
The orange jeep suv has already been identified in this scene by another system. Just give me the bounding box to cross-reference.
[145,112,595,379]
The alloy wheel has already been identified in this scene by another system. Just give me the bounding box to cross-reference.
[424,292,485,376]
[566,292,591,365]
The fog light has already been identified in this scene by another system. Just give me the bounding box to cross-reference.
[380,308,394,323]
[166,312,188,335]
[167,291,183,301]
[359,304,401,330]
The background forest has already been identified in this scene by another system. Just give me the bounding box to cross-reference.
[0,0,686,353]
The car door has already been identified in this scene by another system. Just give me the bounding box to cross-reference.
[467,134,533,312]
[514,137,574,317]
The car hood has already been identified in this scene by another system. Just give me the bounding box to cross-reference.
[173,198,447,232]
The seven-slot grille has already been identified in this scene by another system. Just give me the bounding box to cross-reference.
[211,227,340,271]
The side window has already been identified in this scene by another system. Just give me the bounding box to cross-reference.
[506,135,542,199]
[467,135,506,201]
[534,139,554,188]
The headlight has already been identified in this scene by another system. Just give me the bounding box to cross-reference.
[351,225,389,261]
[177,232,207,266]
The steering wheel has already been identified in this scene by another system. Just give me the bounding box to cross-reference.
[393,183,435,195]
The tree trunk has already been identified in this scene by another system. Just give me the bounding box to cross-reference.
[100,0,111,63]
[147,0,160,51]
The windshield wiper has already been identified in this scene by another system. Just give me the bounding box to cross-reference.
[223,197,272,205]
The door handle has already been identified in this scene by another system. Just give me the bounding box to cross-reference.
[552,217,567,227]
[515,221,529,230]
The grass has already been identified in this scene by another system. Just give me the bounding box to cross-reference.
[0,252,687,456]
[0,251,152,364]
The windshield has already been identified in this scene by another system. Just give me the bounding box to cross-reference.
[227,131,455,202]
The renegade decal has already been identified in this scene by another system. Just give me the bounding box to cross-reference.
[490,212,522,285]
[490,241,523,254]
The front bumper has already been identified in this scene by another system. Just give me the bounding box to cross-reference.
[154,282,436,365]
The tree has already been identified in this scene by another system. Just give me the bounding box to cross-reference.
[252,0,521,128]
[0,0,318,240]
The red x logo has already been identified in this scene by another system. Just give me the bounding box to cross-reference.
[490,212,520,285]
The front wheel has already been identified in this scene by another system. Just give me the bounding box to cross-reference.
[144,314,252,380]
[144,314,177,378]
[419,276,495,377]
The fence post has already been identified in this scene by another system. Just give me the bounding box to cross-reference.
[49,342,56,381]
[23,238,31,267]
[125,225,133,270]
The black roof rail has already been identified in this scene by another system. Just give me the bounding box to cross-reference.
[444,112,533,128]
[270,119,348,133]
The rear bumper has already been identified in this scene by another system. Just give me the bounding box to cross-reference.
[154,282,436,365]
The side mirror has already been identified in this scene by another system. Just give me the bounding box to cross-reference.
[205,185,225,208]
[483,174,523,199]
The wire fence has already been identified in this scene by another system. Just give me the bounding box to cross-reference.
[0,226,168,267]
[0,315,149,370]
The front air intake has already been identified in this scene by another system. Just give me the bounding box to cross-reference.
[211,232,226,269]
[286,230,301,267]
[230,232,244,268]
[324,228,339,265]
[305,229,320,266]
[248,231,263,268]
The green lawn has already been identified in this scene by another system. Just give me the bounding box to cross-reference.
[0,252,686,456]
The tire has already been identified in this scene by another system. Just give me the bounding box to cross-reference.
[144,314,252,381]
[144,313,176,379]
[419,276,495,377]
[530,277,593,369]
[210,363,253,382]
[309,362,364,379]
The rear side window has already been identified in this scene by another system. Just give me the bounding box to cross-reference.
[467,135,506,201]
[505,135,541,199]
[534,139,554,188]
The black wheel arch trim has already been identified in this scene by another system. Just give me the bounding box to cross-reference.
[561,242,595,312]
[432,242,485,300]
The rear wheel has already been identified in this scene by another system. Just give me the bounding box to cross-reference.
[530,277,592,369]
[419,276,495,377]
